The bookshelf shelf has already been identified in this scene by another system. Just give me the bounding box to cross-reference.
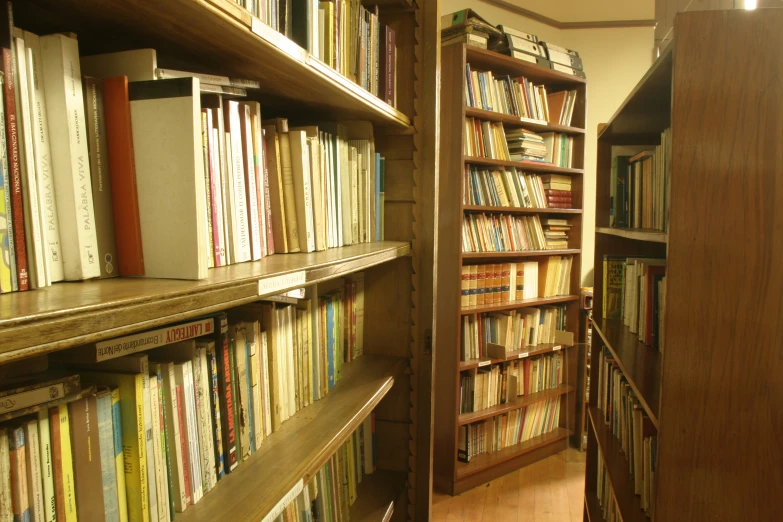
[592,319,661,428]
[462,249,580,260]
[0,241,410,362]
[176,354,406,522]
[455,427,571,479]
[457,384,574,426]
[595,227,667,243]
[17,0,411,127]
[458,343,571,371]
[460,294,580,315]
[587,407,648,522]
[349,470,407,522]
[463,156,584,176]
[465,47,586,86]
[464,107,586,135]
[464,205,583,215]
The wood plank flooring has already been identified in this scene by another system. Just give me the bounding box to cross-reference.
[433,449,586,522]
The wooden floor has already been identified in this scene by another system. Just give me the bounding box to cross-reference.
[432,449,586,522]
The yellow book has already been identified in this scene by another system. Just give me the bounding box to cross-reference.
[320,2,335,69]
[346,434,356,505]
[57,404,77,522]
[111,388,129,522]
[82,373,148,522]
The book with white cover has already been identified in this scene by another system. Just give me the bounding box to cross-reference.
[39,34,100,280]
[224,100,251,263]
[24,32,63,282]
[128,77,208,279]
[238,104,261,260]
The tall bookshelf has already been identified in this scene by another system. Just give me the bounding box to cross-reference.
[433,43,587,495]
[585,9,783,522]
[1,1,439,521]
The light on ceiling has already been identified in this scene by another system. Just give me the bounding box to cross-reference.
[745,0,757,9]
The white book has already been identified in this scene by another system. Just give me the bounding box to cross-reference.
[348,146,359,243]
[338,133,351,245]
[24,33,63,282]
[321,133,335,248]
[179,360,203,504]
[160,362,188,512]
[225,101,251,263]
[128,77,208,279]
[238,104,261,260]
[147,373,169,522]
[191,347,211,493]
[194,344,217,490]
[247,326,264,449]
[36,410,56,522]
[14,35,48,288]
[24,418,44,522]
[522,261,539,299]
[288,130,315,252]
[245,102,268,257]
[136,356,159,522]
[80,49,157,81]
[285,306,296,418]
[260,331,272,437]
[207,119,227,266]
[39,34,100,280]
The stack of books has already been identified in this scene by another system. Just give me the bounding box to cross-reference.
[463,167,576,210]
[0,275,365,520]
[542,218,573,250]
[457,396,562,462]
[459,351,565,414]
[441,9,503,50]
[464,117,510,160]
[505,128,547,163]
[609,128,671,231]
[540,41,586,79]
[0,26,388,293]
[541,174,574,208]
[460,261,543,307]
[541,133,574,168]
[462,213,546,253]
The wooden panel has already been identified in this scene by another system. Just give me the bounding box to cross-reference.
[364,258,413,359]
[0,242,410,363]
[657,10,783,522]
[176,355,405,522]
[384,160,416,202]
[350,470,407,522]
[375,421,410,473]
[595,227,668,243]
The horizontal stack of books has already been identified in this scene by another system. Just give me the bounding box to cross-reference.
[609,128,671,231]
[462,213,546,253]
[232,0,398,106]
[440,9,503,50]
[542,218,573,250]
[505,128,547,163]
[461,304,568,360]
[459,351,564,414]
[0,275,366,520]
[602,256,667,351]
[0,26,388,292]
[542,174,573,208]
[464,117,510,160]
[458,397,562,462]
[597,348,657,517]
[463,167,577,210]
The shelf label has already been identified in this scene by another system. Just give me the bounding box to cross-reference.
[478,360,491,367]
[258,271,307,297]
[261,478,304,522]
[518,352,529,359]
[553,345,562,351]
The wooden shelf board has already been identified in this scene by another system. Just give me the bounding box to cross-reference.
[588,407,649,522]
[464,107,585,135]
[458,342,572,371]
[0,242,410,362]
[457,384,574,426]
[455,427,571,479]
[460,294,579,315]
[584,491,603,522]
[462,249,580,260]
[176,354,405,522]
[349,470,407,522]
[17,0,409,127]
[465,47,586,86]
[464,205,582,215]
[592,319,661,428]
[463,156,584,176]
[596,227,667,243]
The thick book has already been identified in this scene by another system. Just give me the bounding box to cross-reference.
[95,389,120,522]
[83,76,120,278]
[129,77,208,279]
[103,76,144,276]
[69,393,106,522]
[39,33,101,281]
[0,373,81,417]
[261,123,289,253]
[276,120,301,252]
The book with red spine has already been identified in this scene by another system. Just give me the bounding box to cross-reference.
[48,406,66,520]
[260,122,274,254]
[175,385,192,508]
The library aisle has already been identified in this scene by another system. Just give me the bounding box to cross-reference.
[432,449,586,522]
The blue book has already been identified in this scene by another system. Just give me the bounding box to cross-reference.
[465,63,474,106]
[325,297,336,390]
[478,73,489,110]
[375,153,382,241]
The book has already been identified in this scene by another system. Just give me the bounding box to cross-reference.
[39,33,101,280]
[95,389,120,522]
[155,362,188,512]
[48,405,65,520]
[224,100,251,264]
[261,123,289,253]
[194,341,217,489]
[69,393,106,521]
[175,359,202,504]
[110,388,129,522]
[0,68,16,293]
[212,312,238,472]
[0,373,81,416]
[147,369,169,522]
[22,419,42,522]
[8,426,30,522]
[0,428,12,521]
[128,77,208,279]
[56,404,77,522]
[205,343,225,481]
[288,129,316,252]
[36,409,56,522]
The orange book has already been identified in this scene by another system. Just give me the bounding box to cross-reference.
[476,265,485,306]
[469,265,478,306]
[493,264,502,304]
[461,266,470,308]
[103,76,144,276]
[501,263,511,303]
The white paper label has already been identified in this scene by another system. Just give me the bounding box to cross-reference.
[553,345,562,351]
[478,360,491,367]
[258,271,307,296]
[518,352,529,359]
[261,478,304,522]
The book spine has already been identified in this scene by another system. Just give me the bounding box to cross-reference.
[182,362,202,503]
[68,394,106,522]
[249,108,266,258]
[8,426,30,522]
[3,48,28,290]
[26,34,63,282]
[228,334,244,461]
[278,130,300,252]
[206,345,225,480]
[260,124,274,254]
[161,366,186,513]
[139,364,158,522]
[83,77,119,279]
[57,404,77,522]
[226,102,251,263]
[39,34,101,281]
[24,420,42,522]
[36,410,56,522]
[215,314,238,472]
[48,407,65,521]
[147,375,167,522]
[196,347,217,489]
[174,385,192,509]
[155,375,174,521]
[96,392,120,522]
[206,113,226,267]
[0,70,17,292]
[191,350,211,494]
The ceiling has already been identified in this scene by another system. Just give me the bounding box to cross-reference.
[496,0,655,22]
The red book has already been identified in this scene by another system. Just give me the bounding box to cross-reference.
[3,47,28,290]
[379,25,396,106]
[49,406,66,520]
[103,76,144,276]
[546,196,572,203]
[547,203,573,209]
[260,125,274,254]
[175,385,192,507]
[544,189,571,197]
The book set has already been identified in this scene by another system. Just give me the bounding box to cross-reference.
[462,213,575,253]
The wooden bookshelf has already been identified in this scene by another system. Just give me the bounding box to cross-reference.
[434,43,586,495]
[4,1,439,521]
[585,9,783,522]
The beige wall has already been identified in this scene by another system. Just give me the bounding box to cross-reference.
[441,0,654,286]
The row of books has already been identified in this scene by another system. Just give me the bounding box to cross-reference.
[609,128,671,231]
[459,352,564,414]
[464,65,578,126]
[462,213,544,253]
[602,256,667,351]
[0,22,388,292]
[457,396,562,462]
[231,0,398,107]
[597,348,657,517]
[595,448,620,522]
[460,304,568,360]
[461,261,536,307]
[463,167,575,209]
[464,118,574,168]
[464,117,509,160]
